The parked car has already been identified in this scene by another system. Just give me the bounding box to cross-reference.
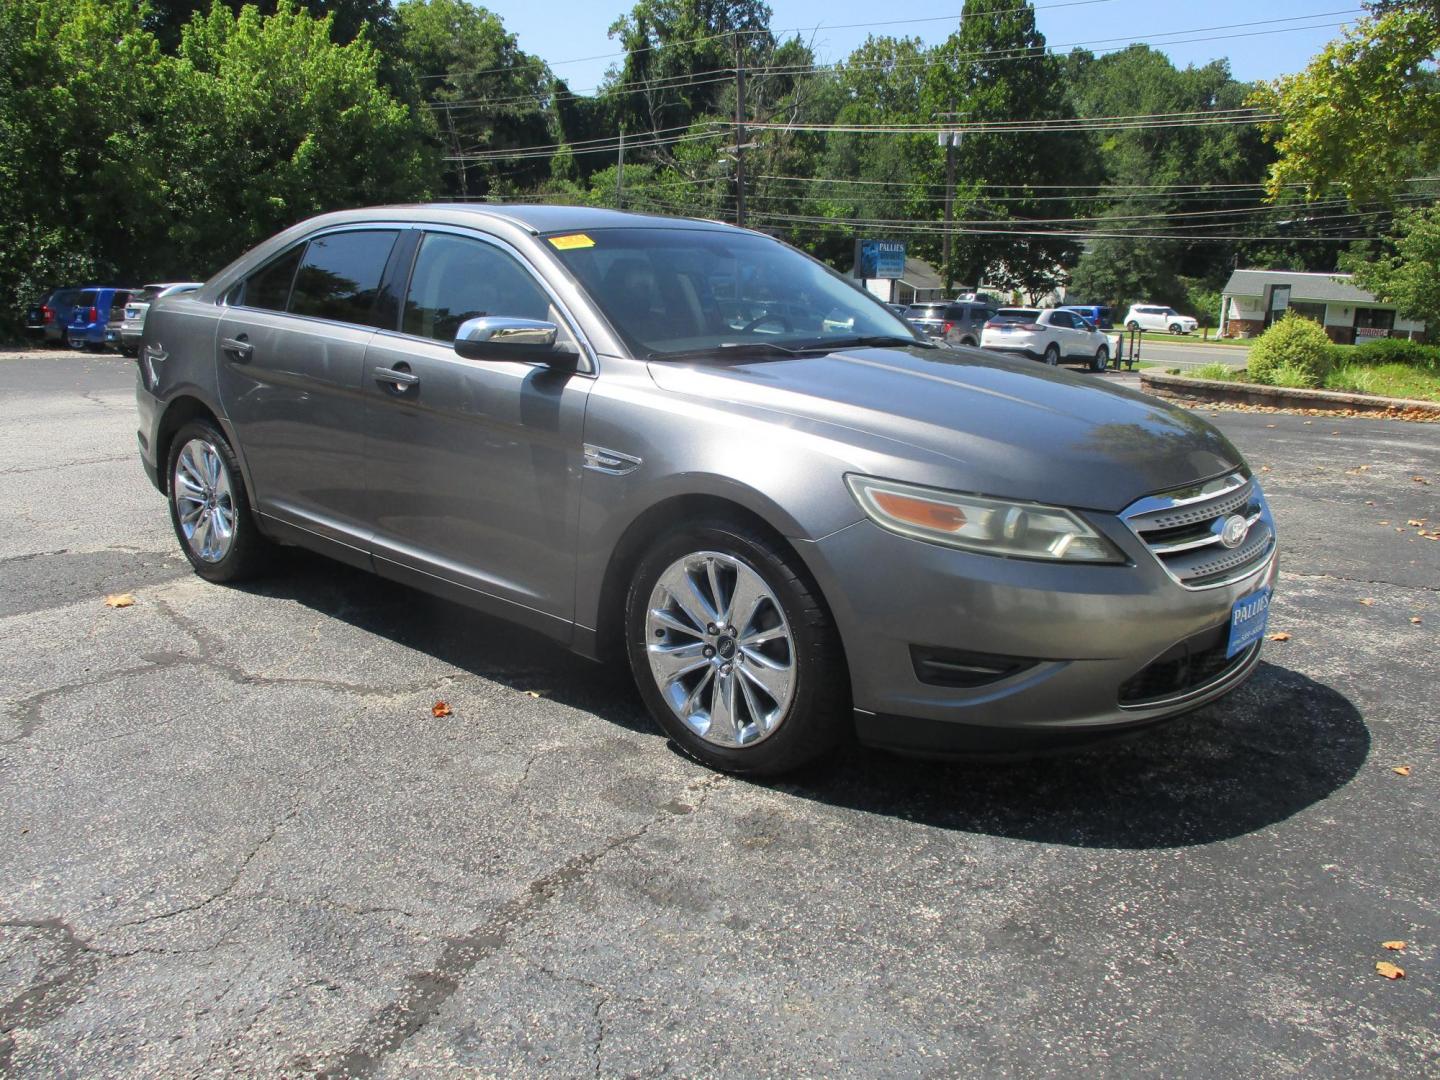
[117,282,204,356]
[33,288,88,346]
[1058,303,1113,330]
[980,307,1113,371]
[1124,304,1197,335]
[135,205,1277,775]
[24,293,53,340]
[904,300,996,346]
[66,287,134,350]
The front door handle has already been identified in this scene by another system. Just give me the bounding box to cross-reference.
[374,365,420,391]
[221,335,253,363]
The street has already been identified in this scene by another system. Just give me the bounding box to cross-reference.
[1131,338,1251,370]
[2,349,1437,1077]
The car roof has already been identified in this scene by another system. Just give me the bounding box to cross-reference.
[385,203,743,235]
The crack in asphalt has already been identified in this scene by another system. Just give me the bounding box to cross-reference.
[318,774,727,1080]
[1282,570,1440,594]
[0,455,132,477]
[0,918,104,1071]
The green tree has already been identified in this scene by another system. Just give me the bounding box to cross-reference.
[1252,7,1440,203]
[169,1,436,269]
[1346,203,1440,330]
[918,1,1090,292]
[393,0,553,197]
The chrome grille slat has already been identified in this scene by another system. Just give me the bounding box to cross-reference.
[1121,471,1274,590]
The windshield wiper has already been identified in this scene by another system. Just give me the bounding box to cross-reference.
[797,334,937,352]
[650,341,806,361]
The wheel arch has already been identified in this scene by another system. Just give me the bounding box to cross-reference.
[582,491,839,667]
[154,394,250,498]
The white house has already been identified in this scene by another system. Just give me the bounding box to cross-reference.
[1220,269,1425,344]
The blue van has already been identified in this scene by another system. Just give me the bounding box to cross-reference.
[65,287,134,350]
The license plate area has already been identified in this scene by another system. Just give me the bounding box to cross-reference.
[1227,586,1271,658]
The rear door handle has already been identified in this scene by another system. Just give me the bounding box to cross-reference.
[221,335,253,363]
[374,365,420,390]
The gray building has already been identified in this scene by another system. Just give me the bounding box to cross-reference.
[1220,269,1425,344]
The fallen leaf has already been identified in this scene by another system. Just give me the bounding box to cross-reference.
[1383,941,1407,951]
[1260,465,1272,473]
[1412,616,1423,625]
[1375,961,1405,980]
[1413,475,1431,485]
[1266,423,1276,428]
[103,593,136,608]
[1392,765,1412,776]
[431,700,452,718]
[1408,519,1426,527]
[1358,598,1375,606]
[1268,631,1291,642]
[1378,520,1391,526]
[524,690,542,698]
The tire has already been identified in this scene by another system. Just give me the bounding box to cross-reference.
[166,419,271,583]
[960,336,977,347]
[1126,321,1140,332]
[1090,346,1109,372]
[1042,343,1060,366]
[624,517,849,775]
[1169,323,1183,335]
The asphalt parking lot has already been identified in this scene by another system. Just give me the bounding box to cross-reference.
[2,349,1436,1077]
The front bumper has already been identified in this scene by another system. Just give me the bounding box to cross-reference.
[803,514,1278,754]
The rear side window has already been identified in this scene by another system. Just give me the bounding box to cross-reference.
[402,232,555,343]
[289,230,398,326]
[1050,310,1074,328]
[242,245,304,312]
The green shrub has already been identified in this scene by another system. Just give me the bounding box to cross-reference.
[1247,312,1333,388]
[1268,363,1320,389]
[1347,338,1439,369]
[1188,362,1237,381]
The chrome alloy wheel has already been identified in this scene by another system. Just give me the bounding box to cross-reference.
[644,551,796,748]
[173,438,236,563]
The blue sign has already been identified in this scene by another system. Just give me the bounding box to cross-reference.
[859,239,906,280]
[1227,586,1271,659]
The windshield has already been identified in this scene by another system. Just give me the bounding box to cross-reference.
[545,228,920,358]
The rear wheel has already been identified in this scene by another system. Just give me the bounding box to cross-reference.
[625,518,848,775]
[1090,346,1109,372]
[1042,343,1060,366]
[1126,320,1140,332]
[1169,322,1184,334]
[167,419,271,583]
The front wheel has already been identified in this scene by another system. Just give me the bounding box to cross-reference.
[625,519,849,775]
[1042,343,1060,366]
[167,420,271,583]
[1090,346,1109,372]
[1169,323,1184,335]
[1126,320,1140,332]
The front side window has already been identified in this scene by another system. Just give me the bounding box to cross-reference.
[242,245,304,312]
[288,230,398,326]
[402,232,558,343]
[548,228,917,358]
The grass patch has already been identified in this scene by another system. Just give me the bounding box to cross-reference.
[1186,362,1239,381]
[1324,363,1440,403]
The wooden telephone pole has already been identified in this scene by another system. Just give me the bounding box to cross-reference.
[734,33,747,228]
[938,111,964,294]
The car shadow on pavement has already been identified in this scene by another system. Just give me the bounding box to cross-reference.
[236,550,657,735]
[783,662,1369,849]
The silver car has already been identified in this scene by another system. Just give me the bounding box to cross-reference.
[119,282,204,355]
[134,206,1278,775]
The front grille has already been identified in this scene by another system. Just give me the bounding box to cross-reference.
[1118,623,1252,705]
[1122,472,1275,589]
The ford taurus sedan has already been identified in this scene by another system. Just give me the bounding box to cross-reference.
[133,205,1277,775]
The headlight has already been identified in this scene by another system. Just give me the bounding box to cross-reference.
[845,475,1124,562]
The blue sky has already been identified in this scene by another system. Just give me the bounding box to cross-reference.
[494,0,1359,95]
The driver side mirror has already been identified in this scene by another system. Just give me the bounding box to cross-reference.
[453,317,578,363]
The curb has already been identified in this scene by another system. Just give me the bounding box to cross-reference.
[1139,371,1440,420]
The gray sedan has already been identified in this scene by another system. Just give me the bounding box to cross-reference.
[133,205,1277,774]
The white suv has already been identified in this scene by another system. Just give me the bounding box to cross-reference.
[980,308,1113,370]
[1124,304,1197,335]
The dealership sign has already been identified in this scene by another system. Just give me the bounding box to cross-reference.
[858,239,906,280]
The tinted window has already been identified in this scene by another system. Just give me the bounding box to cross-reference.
[243,245,304,312]
[993,309,1041,323]
[288,231,398,326]
[906,305,945,319]
[1049,311,1074,328]
[402,232,555,343]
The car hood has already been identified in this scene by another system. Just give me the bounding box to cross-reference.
[646,346,1244,512]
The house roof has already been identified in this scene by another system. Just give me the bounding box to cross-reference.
[1222,269,1378,305]
[897,257,944,291]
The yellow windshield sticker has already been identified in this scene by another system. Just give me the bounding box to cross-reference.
[548,233,596,250]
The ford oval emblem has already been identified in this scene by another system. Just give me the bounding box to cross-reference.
[1219,514,1249,549]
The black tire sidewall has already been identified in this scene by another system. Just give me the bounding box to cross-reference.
[1092,346,1108,372]
[624,519,847,775]
[166,419,266,583]
[1044,344,1059,365]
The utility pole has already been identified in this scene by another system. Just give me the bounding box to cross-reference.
[938,110,963,294]
[615,128,624,209]
[734,32,747,228]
